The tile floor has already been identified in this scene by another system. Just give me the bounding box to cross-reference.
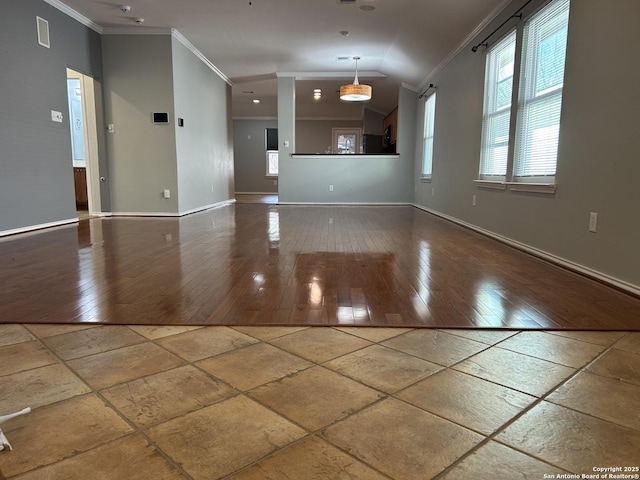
[1,324,639,479]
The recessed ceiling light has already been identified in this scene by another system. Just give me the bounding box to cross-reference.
[252,99,260,104]
[360,5,375,11]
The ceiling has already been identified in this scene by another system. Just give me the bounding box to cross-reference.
[57,0,512,118]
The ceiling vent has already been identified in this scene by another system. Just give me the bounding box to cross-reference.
[337,0,357,4]
[335,56,351,61]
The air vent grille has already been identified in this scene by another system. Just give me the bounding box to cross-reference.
[337,0,357,4]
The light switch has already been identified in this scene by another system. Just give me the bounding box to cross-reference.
[51,110,63,123]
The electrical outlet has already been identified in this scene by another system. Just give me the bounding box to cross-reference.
[472,194,477,206]
[589,212,598,232]
[329,184,334,192]
[107,124,115,134]
[163,189,171,199]
[431,188,435,197]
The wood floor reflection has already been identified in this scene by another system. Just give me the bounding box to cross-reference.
[1,204,639,329]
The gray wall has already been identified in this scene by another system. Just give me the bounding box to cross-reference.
[413,0,640,291]
[172,38,234,212]
[279,155,409,204]
[296,120,363,154]
[102,34,178,214]
[233,119,279,194]
[363,108,385,135]
[0,0,103,233]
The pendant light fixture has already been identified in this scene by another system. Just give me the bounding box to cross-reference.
[340,56,372,102]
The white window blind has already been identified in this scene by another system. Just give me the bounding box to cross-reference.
[479,31,516,178]
[514,0,569,179]
[422,92,436,176]
[266,151,278,176]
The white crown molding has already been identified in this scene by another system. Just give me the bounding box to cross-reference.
[100,27,232,86]
[277,71,386,80]
[401,82,419,93]
[171,29,232,86]
[101,27,172,35]
[42,0,103,33]
[417,0,512,92]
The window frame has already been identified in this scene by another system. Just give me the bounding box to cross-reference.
[476,0,570,192]
[513,0,570,184]
[479,30,516,181]
[266,150,278,178]
[420,92,436,179]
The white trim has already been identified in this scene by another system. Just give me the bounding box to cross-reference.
[41,0,103,33]
[109,212,182,217]
[473,180,507,190]
[232,116,278,121]
[417,0,512,92]
[411,203,640,297]
[108,200,235,218]
[171,30,232,86]
[277,202,411,206]
[0,218,78,238]
[507,182,557,194]
[235,191,278,195]
[296,116,364,121]
[36,17,50,48]
[101,27,173,35]
[179,199,235,215]
[401,82,419,93]
[277,71,385,80]
[100,28,232,86]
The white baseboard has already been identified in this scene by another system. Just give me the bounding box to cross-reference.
[277,202,411,206]
[412,203,640,297]
[0,218,78,238]
[235,191,278,195]
[108,199,236,218]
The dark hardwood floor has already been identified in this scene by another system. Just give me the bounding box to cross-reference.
[1,201,639,329]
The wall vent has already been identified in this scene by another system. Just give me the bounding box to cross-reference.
[36,16,50,48]
[337,0,357,4]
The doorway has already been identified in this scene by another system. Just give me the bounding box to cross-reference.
[66,68,101,216]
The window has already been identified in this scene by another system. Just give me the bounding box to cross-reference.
[265,128,278,177]
[479,31,516,179]
[514,0,569,181]
[421,92,436,177]
[266,151,278,176]
[331,128,361,154]
[478,0,569,186]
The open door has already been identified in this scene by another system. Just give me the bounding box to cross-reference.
[66,68,101,216]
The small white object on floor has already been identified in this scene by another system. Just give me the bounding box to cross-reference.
[0,408,31,451]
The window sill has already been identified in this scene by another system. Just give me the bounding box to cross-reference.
[473,180,556,194]
[507,182,556,194]
[473,180,507,190]
[419,176,432,183]
[265,175,278,179]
